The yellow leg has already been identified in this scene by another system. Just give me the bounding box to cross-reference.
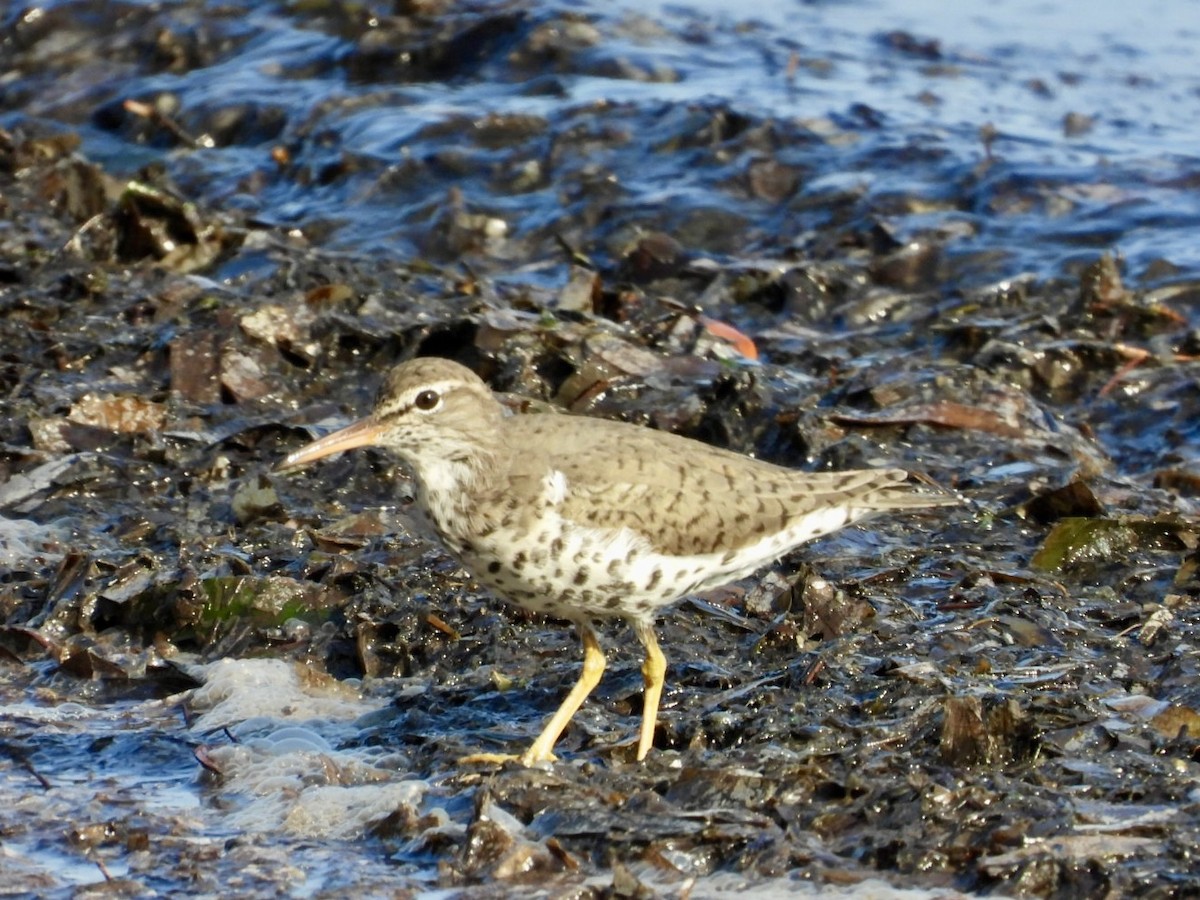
[520,622,605,765]
[634,620,666,761]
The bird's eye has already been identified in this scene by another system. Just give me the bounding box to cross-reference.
[414,389,440,411]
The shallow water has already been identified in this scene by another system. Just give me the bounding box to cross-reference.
[7,0,1198,283]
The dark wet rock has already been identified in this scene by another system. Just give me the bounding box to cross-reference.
[1021,479,1105,524]
[868,239,942,290]
[877,30,943,61]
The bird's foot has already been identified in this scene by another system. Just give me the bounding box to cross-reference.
[457,749,558,767]
[458,751,521,766]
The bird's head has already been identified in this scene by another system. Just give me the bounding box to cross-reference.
[278,358,503,480]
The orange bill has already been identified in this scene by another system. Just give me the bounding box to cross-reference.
[277,417,385,472]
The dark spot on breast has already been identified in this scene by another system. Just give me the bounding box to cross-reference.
[573,568,590,586]
[552,537,565,554]
[487,561,502,574]
[646,569,662,590]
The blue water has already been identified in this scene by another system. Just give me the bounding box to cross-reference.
[6,0,1197,285]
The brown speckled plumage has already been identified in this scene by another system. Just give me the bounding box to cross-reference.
[281,357,958,764]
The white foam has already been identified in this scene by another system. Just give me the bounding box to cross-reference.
[189,658,427,839]
[189,658,378,731]
[0,515,66,567]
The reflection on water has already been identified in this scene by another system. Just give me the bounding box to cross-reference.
[6,0,1198,281]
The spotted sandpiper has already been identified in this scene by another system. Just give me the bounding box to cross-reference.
[279,357,957,764]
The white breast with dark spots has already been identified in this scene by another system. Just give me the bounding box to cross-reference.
[456,508,663,620]
[445,468,860,623]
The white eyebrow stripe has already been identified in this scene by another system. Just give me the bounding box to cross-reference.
[377,378,464,416]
